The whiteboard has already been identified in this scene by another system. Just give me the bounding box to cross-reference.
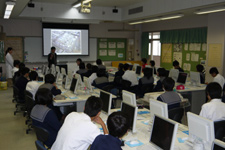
[24,37,97,62]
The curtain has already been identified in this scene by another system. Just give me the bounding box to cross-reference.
[141,32,149,59]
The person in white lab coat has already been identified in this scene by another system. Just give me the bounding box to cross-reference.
[5,47,14,87]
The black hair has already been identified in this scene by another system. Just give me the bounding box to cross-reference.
[97,69,106,77]
[86,63,92,70]
[173,60,179,67]
[123,63,130,71]
[18,63,26,75]
[206,82,222,99]
[143,68,152,79]
[51,47,56,50]
[45,74,55,84]
[96,59,102,65]
[76,58,82,63]
[84,96,103,117]
[107,111,130,138]
[150,60,155,66]
[29,71,38,81]
[79,62,85,69]
[118,63,124,71]
[5,47,13,56]
[21,67,30,76]
[209,67,219,74]
[35,88,53,105]
[141,58,147,64]
[196,64,204,73]
[162,77,175,91]
[157,68,166,77]
[92,65,98,73]
[13,60,20,67]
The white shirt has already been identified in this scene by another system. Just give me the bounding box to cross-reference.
[213,74,225,89]
[5,53,14,78]
[51,112,100,150]
[122,70,138,86]
[199,98,225,122]
[89,73,97,84]
[12,67,19,76]
[26,81,41,100]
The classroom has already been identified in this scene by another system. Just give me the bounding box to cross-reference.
[1,0,225,150]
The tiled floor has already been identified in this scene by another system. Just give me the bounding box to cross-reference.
[0,88,36,150]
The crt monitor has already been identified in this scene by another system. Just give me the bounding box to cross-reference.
[187,112,215,148]
[122,90,136,107]
[177,72,188,84]
[150,99,168,121]
[135,66,142,75]
[100,90,112,115]
[121,102,138,133]
[212,139,225,150]
[190,71,201,86]
[169,69,179,82]
[133,63,140,71]
[150,114,178,150]
[70,78,77,92]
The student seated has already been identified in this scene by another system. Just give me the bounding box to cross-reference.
[39,74,61,96]
[150,60,156,74]
[153,68,166,92]
[76,62,87,75]
[200,82,225,121]
[122,63,138,87]
[89,65,98,85]
[90,112,129,150]
[76,58,82,66]
[26,71,40,100]
[83,63,93,77]
[115,63,124,78]
[93,69,109,87]
[173,60,184,72]
[96,59,106,70]
[12,60,20,76]
[139,68,154,86]
[209,67,225,89]
[196,64,205,84]
[141,58,147,69]
[51,96,108,150]
[157,77,181,110]
[30,88,61,148]
[15,67,30,103]
[13,63,25,85]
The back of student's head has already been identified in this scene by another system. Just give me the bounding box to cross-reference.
[118,63,124,71]
[84,96,102,117]
[29,71,38,81]
[79,62,85,69]
[141,58,147,64]
[143,68,152,79]
[157,68,166,77]
[123,63,130,71]
[51,46,56,50]
[35,88,53,105]
[92,65,98,73]
[209,67,219,74]
[19,63,25,70]
[13,60,20,67]
[206,82,222,99]
[162,77,175,91]
[107,111,130,138]
[173,60,179,67]
[96,59,102,65]
[86,63,92,70]
[45,74,55,84]
[196,64,204,73]
[21,67,30,76]
[150,60,155,66]
[97,69,106,77]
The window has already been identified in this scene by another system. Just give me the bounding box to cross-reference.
[148,32,161,56]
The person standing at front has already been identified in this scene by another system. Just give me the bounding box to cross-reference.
[48,46,57,68]
[5,47,14,87]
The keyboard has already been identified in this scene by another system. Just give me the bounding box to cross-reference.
[64,92,77,99]
[138,143,161,150]
[178,125,188,131]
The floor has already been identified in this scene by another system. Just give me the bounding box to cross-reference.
[0,87,36,150]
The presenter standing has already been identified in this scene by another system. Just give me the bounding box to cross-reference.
[48,46,57,68]
[5,47,14,87]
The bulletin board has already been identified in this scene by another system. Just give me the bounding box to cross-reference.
[161,43,207,73]
[97,38,126,61]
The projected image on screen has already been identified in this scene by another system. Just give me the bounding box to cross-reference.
[51,30,81,54]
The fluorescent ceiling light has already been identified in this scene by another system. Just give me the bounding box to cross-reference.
[143,18,160,23]
[160,14,184,20]
[129,21,144,25]
[4,1,15,19]
[73,3,81,8]
[195,6,225,15]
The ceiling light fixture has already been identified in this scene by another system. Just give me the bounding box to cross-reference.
[4,1,15,19]
[72,0,92,8]
[195,6,225,15]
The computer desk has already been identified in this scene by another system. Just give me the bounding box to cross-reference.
[98,108,190,150]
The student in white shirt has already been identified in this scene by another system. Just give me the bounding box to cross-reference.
[12,60,20,76]
[200,82,225,122]
[89,65,98,85]
[209,67,225,89]
[51,96,108,150]
[26,71,40,100]
[122,63,138,86]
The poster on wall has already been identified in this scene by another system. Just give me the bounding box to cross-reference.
[208,44,222,67]
[183,63,191,71]
[108,42,116,48]
[118,53,123,58]
[108,50,116,56]
[202,43,207,51]
[189,43,201,51]
[99,42,107,48]
[191,53,199,62]
[173,52,182,67]
[161,44,172,63]
[173,44,182,52]
[117,42,125,48]
[184,44,188,51]
[186,53,190,61]
[99,50,107,56]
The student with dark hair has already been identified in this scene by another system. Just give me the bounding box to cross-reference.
[39,74,61,96]
[13,63,25,84]
[30,88,61,148]
[209,67,225,88]
[196,64,205,84]
[93,69,109,86]
[115,63,124,78]
[76,58,82,66]
[51,96,108,150]
[12,60,20,76]
[89,65,98,84]
[139,68,154,86]
[84,63,93,77]
[153,68,166,92]
[15,67,30,103]
[150,60,156,74]
[173,60,184,72]
[157,77,181,110]
[26,71,40,100]
[96,59,106,70]
[122,63,138,86]
[141,58,147,69]
[76,62,87,75]
[48,46,57,68]
[91,112,130,150]
[5,47,14,87]
[200,82,225,121]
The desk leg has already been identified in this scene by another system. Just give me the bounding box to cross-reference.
[76,101,86,112]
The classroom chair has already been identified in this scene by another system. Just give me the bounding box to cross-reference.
[214,120,225,141]
[35,140,48,150]
[13,85,26,116]
[34,126,50,149]
[168,107,184,123]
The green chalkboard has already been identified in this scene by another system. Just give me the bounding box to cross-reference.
[97,38,126,61]
[0,41,4,63]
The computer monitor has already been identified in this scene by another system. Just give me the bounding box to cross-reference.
[150,99,168,121]
[45,67,49,75]
[135,66,142,75]
[61,68,67,75]
[122,90,136,107]
[145,65,151,68]
[187,112,215,148]
[55,71,61,83]
[133,63,140,71]
[74,74,83,94]
[177,72,188,84]
[169,69,179,82]
[190,71,201,86]
[212,139,225,150]
[83,77,93,93]
[56,66,60,73]
[70,78,78,93]
[100,90,112,115]
[121,102,138,133]
[150,114,178,150]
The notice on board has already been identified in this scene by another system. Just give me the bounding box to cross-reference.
[208,44,222,67]
[161,44,172,63]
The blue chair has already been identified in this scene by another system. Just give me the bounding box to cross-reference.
[35,140,47,150]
